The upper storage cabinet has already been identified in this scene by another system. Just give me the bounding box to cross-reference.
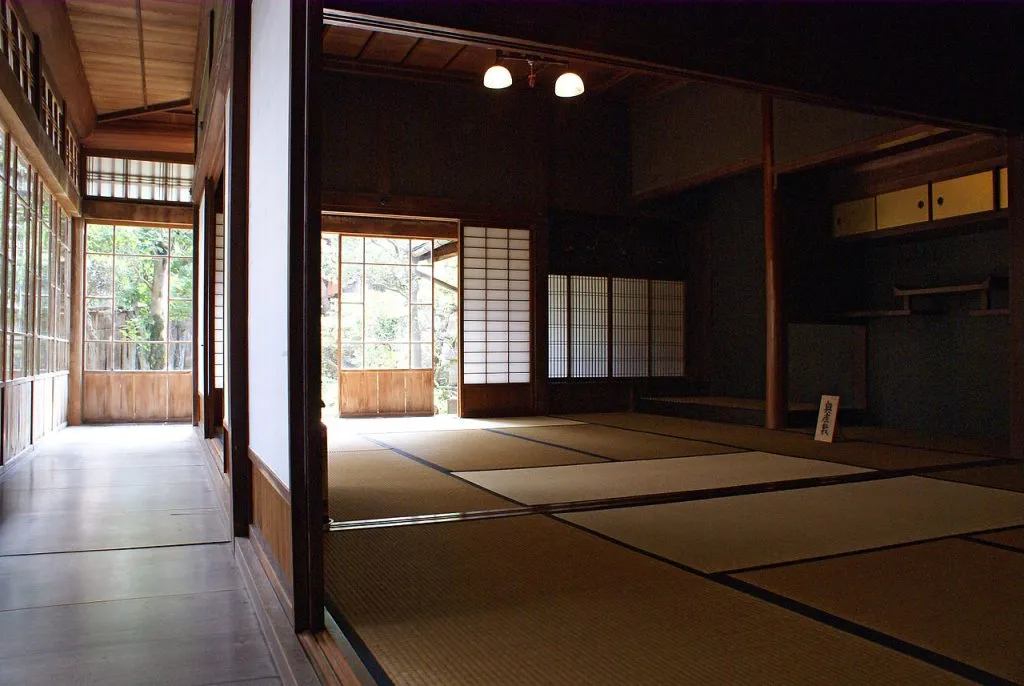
[932,171,994,220]
[833,197,876,236]
[876,185,929,230]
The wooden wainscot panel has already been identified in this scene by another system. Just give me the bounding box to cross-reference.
[250,449,293,605]
[406,369,434,414]
[4,382,33,461]
[132,374,170,421]
[32,377,49,442]
[460,383,534,418]
[339,371,376,416]
[377,372,407,414]
[83,372,133,422]
[168,373,193,420]
[53,374,69,431]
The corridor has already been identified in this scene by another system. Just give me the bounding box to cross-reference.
[0,425,283,685]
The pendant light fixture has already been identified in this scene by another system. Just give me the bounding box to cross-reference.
[482,50,584,98]
[554,71,585,98]
[483,63,512,90]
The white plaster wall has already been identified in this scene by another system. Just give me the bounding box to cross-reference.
[247,0,291,486]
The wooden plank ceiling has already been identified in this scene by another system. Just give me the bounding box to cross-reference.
[66,0,201,115]
[323,26,687,101]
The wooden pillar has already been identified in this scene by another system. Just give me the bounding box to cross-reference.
[763,94,786,429]
[1008,135,1024,459]
[287,0,324,634]
[202,178,216,438]
[67,216,84,425]
[227,0,252,540]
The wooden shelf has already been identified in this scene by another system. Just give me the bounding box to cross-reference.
[968,308,1010,317]
[893,277,1003,299]
[837,309,912,320]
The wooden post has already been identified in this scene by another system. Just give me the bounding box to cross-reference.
[227,0,252,540]
[1008,135,1024,459]
[763,94,786,429]
[67,217,84,425]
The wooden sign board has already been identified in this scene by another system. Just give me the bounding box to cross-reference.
[814,395,840,443]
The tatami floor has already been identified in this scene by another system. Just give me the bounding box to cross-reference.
[324,412,1024,685]
[0,425,284,685]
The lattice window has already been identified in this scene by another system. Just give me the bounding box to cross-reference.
[651,280,686,377]
[463,226,530,384]
[612,277,649,378]
[548,275,683,380]
[547,275,567,379]
[86,156,194,203]
[570,275,608,378]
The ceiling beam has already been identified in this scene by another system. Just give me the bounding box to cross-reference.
[324,54,475,86]
[134,0,148,106]
[17,0,97,137]
[96,98,193,124]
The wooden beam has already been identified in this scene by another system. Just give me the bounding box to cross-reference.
[1008,136,1024,459]
[82,198,193,227]
[83,120,194,157]
[321,213,457,238]
[84,148,194,164]
[17,0,97,137]
[323,54,475,86]
[763,94,786,430]
[96,99,193,124]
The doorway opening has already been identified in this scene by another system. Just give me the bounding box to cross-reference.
[321,216,458,418]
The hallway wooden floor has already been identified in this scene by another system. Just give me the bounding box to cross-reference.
[0,425,283,685]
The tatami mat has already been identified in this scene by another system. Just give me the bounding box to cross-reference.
[327,451,510,521]
[929,462,1024,492]
[498,423,738,460]
[324,516,965,685]
[736,539,1024,683]
[364,430,604,472]
[456,452,869,506]
[327,434,389,453]
[326,415,581,435]
[973,526,1024,552]
[561,476,1024,573]
[842,426,1009,458]
[561,413,997,471]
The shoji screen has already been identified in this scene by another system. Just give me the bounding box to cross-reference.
[548,275,567,379]
[463,227,530,384]
[570,275,607,378]
[612,277,648,377]
[651,280,686,376]
[214,213,225,389]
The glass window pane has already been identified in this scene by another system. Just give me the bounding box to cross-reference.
[114,342,166,370]
[170,258,192,298]
[168,343,192,371]
[114,226,169,255]
[340,265,362,303]
[114,257,168,341]
[341,343,362,370]
[170,229,193,256]
[86,298,113,340]
[412,269,432,305]
[9,334,24,377]
[86,255,113,297]
[411,343,432,370]
[365,343,408,370]
[365,237,409,265]
[341,305,362,343]
[85,341,112,371]
[168,299,193,341]
[412,304,432,343]
[340,236,362,263]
